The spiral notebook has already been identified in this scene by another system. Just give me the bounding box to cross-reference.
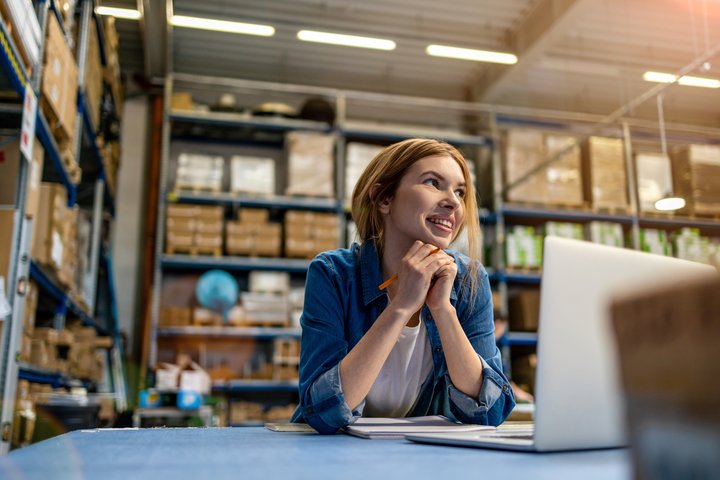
[344,416,495,439]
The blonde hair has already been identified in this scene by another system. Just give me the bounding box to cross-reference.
[351,138,482,296]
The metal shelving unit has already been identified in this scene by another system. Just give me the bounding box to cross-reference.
[157,326,301,340]
[212,380,299,393]
[0,0,125,454]
[160,254,311,273]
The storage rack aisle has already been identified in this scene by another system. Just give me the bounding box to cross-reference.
[489,113,720,394]
[0,0,126,453]
[145,74,491,425]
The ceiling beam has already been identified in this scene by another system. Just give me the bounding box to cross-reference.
[475,0,596,103]
[138,0,169,81]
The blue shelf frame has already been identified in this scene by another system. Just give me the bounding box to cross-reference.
[501,332,538,347]
[493,270,542,284]
[78,91,116,214]
[29,261,108,335]
[212,380,299,393]
[340,127,491,147]
[18,363,93,389]
[169,191,342,213]
[501,205,635,224]
[169,110,332,133]
[161,254,311,273]
[157,326,302,340]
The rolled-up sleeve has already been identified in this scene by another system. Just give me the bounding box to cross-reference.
[445,267,516,425]
[295,256,361,434]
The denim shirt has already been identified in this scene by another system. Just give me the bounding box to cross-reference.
[291,240,515,434]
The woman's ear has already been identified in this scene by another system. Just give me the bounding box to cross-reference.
[370,183,391,214]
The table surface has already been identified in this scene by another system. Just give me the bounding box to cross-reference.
[0,427,630,480]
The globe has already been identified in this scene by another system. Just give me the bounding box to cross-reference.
[195,270,239,320]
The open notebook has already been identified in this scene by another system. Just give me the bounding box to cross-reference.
[345,416,495,439]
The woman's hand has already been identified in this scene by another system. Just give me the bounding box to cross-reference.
[389,241,455,314]
[425,253,457,314]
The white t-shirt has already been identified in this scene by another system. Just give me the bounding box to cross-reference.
[363,314,434,417]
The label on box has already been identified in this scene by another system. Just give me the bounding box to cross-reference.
[0,277,11,318]
[20,86,37,162]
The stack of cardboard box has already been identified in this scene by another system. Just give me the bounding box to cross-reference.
[284,211,339,258]
[165,204,224,256]
[82,13,103,131]
[230,155,275,195]
[32,184,75,284]
[285,131,335,197]
[672,144,720,216]
[40,14,80,184]
[582,137,628,211]
[504,129,583,207]
[174,153,224,192]
[102,16,123,119]
[0,0,42,73]
[273,338,300,380]
[225,208,282,257]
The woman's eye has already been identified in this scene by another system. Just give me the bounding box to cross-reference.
[423,178,439,188]
[455,189,466,198]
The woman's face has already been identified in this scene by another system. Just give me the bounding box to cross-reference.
[380,154,466,251]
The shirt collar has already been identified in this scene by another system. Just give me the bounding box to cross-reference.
[359,240,459,306]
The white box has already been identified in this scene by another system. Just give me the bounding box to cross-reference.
[249,271,290,294]
[636,153,672,212]
[230,156,275,195]
[345,143,383,205]
[285,132,335,197]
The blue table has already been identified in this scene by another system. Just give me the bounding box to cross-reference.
[0,427,630,479]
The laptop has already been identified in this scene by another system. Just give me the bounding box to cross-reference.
[406,236,717,452]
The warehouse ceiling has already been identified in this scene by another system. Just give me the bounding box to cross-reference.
[106,0,720,128]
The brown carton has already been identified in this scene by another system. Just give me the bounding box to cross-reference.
[238,208,269,224]
[0,141,45,218]
[582,137,628,210]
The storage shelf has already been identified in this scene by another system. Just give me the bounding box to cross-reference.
[340,124,490,147]
[17,363,92,389]
[638,215,720,230]
[502,205,634,224]
[79,92,115,214]
[157,326,301,339]
[169,191,341,212]
[496,270,542,284]
[503,332,538,347]
[212,380,299,393]
[29,261,108,335]
[161,254,311,273]
[169,109,331,132]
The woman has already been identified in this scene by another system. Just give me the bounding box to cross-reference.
[291,138,515,433]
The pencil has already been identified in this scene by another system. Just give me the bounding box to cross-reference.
[378,248,441,290]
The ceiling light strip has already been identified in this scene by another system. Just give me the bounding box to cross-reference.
[95,7,141,20]
[297,30,395,50]
[643,71,719,89]
[170,15,275,36]
[426,44,517,65]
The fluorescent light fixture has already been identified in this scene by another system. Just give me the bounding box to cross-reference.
[426,44,517,65]
[654,196,686,211]
[95,6,141,20]
[170,15,275,36]
[643,71,720,89]
[297,30,396,50]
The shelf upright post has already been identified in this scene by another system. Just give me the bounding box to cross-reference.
[622,122,641,250]
[0,1,52,455]
[149,75,174,369]
[74,0,105,314]
[334,91,347,244]
[488,113,511,376]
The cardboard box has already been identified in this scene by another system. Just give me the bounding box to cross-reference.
[31,184,67,270]
[238,208,269,224]
[41,13,77,146]
[159,307,192,327]
[83,16,103,130]
[582,137,628,210]
[544,135,583,206]
[672,145,720,215]
[0,0,42,71]
[635,153,672,212]
[345,143,384,206]
[171,92,194,111]
[285,131,335,197]
[0,140,45,218]
[230,155,275,195]
[508,291,540,332]
[504,129,546,203]
[0,209,15,280]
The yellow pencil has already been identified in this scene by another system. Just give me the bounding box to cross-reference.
[378,247,441,290]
